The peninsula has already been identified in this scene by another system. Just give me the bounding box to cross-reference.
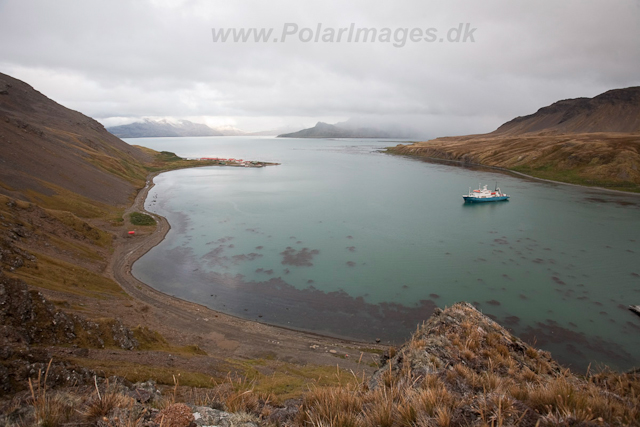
[388,87,640,192]
[278,119,413,139]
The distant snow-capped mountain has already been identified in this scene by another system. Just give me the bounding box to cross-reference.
[107,119,224,138]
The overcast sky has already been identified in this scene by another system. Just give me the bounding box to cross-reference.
[1,0,639,136]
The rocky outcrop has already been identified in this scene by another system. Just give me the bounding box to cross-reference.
[0,274,138,395]
[369,302,561,390]
[0,275,138,350]
[191,406,259,427]
[359,302,640,426]
[296,303,640,426]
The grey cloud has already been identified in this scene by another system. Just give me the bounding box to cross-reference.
[1,0,639,134]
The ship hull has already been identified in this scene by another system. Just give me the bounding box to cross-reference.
[463,196,510,203]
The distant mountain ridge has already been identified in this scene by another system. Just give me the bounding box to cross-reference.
[493,86,640,135]
[107,119,225,138]
[278,120,412,138]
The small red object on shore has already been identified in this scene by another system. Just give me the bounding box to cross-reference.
[128,231,135,235]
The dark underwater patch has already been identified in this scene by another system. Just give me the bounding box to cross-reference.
[280,247,320,266]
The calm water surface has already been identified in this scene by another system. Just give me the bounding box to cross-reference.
[130,136,640,372]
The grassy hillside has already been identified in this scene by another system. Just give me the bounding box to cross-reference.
[0,73,150,212]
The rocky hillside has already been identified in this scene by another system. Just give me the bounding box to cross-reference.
[0,195,141,395]
[0,73,150,212]
[388,87,640,192]
[0,274,138,394]
[494,87,640,135]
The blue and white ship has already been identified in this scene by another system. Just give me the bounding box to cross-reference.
[463,184,509,203]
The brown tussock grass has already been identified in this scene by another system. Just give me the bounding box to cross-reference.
[28,360,75,427]
[299,304,640,426]
[84,377,134,422]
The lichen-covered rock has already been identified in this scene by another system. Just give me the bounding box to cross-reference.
[154,403,194,427]
[191,406,259,427]
[130,380,162,404]
[264,399,301,426]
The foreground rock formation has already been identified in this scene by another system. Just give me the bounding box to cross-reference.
[2,302,638,426]
[299,303,640,426]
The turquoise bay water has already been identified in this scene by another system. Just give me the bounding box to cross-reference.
[130,136,640,372]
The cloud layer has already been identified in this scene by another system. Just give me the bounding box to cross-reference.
[1,0,639,136]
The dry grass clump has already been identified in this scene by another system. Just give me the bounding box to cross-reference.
[18,360,153,427]
[300,357,640,426]
[27,360,75,427]
[224,387,261,413]
[298,303,640,427]
[84,378,135,422]
[298,384,364,427]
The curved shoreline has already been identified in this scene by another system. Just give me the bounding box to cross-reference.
[108,160,637,370]
[108,169,386,368]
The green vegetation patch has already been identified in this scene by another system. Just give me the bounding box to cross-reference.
[8,251,127,299]
[129,212,156,226]
[228,359,361,401]
[133,326,207,356]
[135,146,224,172]
[67,357,220,388]
[157,151,183,162]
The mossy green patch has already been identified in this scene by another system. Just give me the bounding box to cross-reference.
[227,359,361,401]
[133,326,208,356]
[135,146,226,172]
[157,151,183,163]
[129,212,156,226]
[67,357,221,388]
